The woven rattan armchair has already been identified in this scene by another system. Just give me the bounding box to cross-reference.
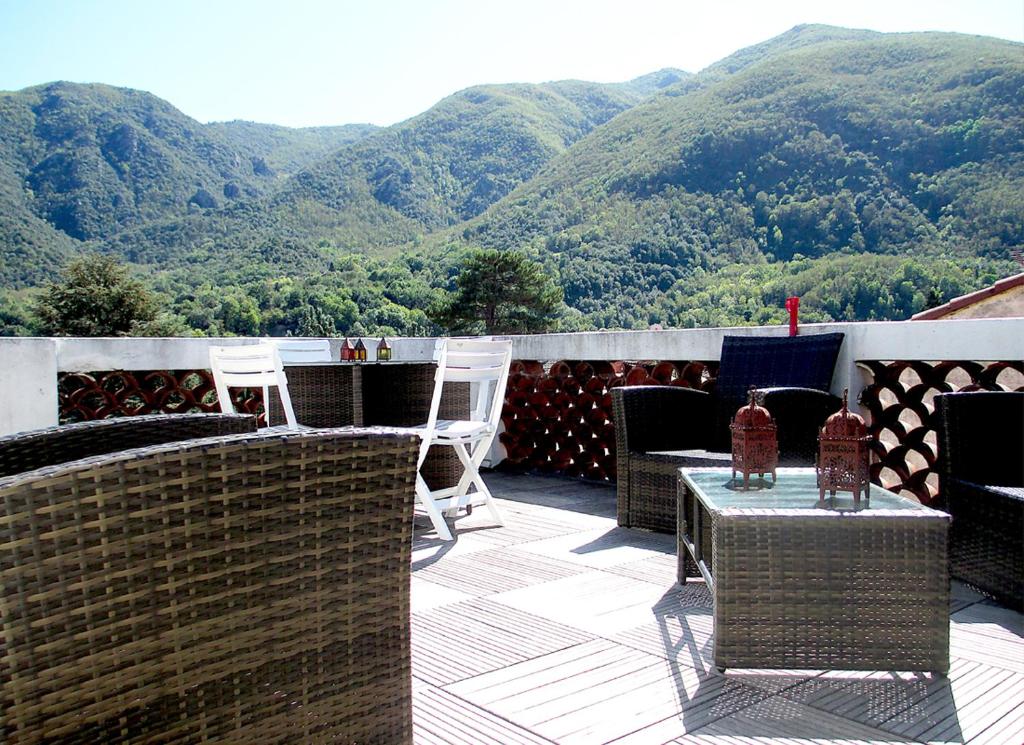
[0,412,257,476]
[936,391,1024,611]
[1,424,419,744]
[612,333,845,533]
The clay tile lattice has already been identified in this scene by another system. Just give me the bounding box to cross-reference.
[59,370,263,424]
[858,360,1023,505]
[500,359,716,481]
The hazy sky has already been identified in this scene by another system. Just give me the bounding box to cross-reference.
[1,0,1021,128]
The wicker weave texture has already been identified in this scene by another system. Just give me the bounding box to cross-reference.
[711,511,950,672]
[271,362,467,490]
[1,428,418,744]
[269,363,359,427]
[612,385,838,534]
[946,482,1024,611]
[936,391,1024,610]
[0,412,256,478]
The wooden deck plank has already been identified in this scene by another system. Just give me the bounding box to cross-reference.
[448,639,770,745]
[550,678,765,745]
[694,696,917,742]
[407,474,1024,745]
[598,552,682,587]
[917,671,1024,743]
[412,598,594,686]
[414,547,589,597]
[414,685,557,745]
[778,665,966,729]
[606,587,716,673]
[511,526,677,570]
[489,570,674,636]
[446,640,636,704]
[966,703,1024,745]
[411,576,476,612]
[948,603,1024,673]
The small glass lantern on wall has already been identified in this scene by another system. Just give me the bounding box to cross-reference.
[730,387,778,488]
[377,337,392,361]
[353,338,368,362]
[339,338,354,361]
[816,389,871,502]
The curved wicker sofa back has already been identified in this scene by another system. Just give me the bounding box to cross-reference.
[0,413,257,478]
[935,391,1024,610]
[0,427,419,744]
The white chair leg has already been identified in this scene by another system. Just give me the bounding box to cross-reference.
[444,459,476,517]
[453,442,504,527]
[416,474,453,541]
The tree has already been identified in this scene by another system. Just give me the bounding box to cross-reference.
[297,305,337,336]
[34,254,159,336]
[431,249,562,335]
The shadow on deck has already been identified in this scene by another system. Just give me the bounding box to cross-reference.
[410,472,1023,745]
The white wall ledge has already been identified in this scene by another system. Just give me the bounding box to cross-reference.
[1,318,1021,435]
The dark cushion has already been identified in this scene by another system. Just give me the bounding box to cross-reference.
[715,333,845,408]
[937,392,1024,487]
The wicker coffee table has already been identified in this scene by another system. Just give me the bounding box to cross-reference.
[270,361,469,490]
[677,467,951,673]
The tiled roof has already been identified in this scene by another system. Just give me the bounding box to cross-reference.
[911,272,1024,320]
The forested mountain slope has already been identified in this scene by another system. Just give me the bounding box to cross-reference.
[445,27,1023,325]
[0,83,377,283]
[0,27,1020,336]
[266,77,677,238]
[205,120,378,177]
[92,74,682,270]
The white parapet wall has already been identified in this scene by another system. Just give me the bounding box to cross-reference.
[0,319,1020,436]
[0,338,59,435]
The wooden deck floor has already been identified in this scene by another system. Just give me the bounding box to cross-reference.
[410,473,1024,745]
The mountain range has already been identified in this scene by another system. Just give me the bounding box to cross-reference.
[0,25,1020,335]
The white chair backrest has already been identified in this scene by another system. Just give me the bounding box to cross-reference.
[209,343,297,429]
[274,338,332,364]
[423,338,513,442]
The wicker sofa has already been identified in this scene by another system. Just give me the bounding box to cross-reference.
[611,333,845,533]
[936,391,1024,611]
[0,416,419,744]
[0,412,257,476]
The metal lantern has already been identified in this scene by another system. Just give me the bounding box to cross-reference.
[730,387,778,488]
[339,337,354,361]
[353,338,368,362]
[377,337,392,361]
[816,389,871,502]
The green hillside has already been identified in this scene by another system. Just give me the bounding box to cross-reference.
[0,83,377,284]
[0,28,1021,337]
[447,27,1023,325]
[205,120,378,177]
[269,79,659,237]
[92,76,667,270]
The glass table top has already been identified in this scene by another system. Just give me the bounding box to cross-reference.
[680,467,934,514]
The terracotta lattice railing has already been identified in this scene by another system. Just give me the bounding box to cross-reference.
[498,358,1022,507]
[56,358,1023,506]
[858,360,1023,505]
[58,370,262,423]
[498,360,717,481]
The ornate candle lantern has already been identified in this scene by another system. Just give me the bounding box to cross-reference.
[816,389,871,502]
[353,338,368,362]
[730,387,778,488]
[339,337,354,361]
[377,337,392,361]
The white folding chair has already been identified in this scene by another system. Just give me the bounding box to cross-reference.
[209,343,298,429]
[411,338,513,541]
[273,338,332,364]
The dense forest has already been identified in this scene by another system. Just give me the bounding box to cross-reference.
[1,25,1021,337]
